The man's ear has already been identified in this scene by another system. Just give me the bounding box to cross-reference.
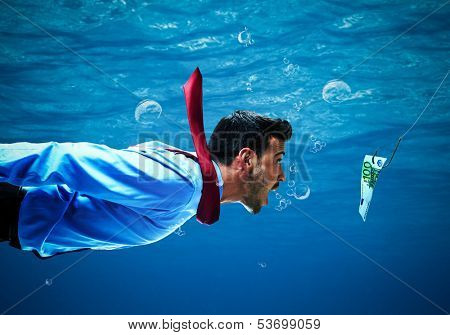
[237,148,257,169]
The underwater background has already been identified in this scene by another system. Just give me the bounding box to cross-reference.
[0,0,449,314]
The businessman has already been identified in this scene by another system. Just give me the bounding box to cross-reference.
[0,70,292,258]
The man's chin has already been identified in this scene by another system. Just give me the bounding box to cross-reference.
[240,201,263,215]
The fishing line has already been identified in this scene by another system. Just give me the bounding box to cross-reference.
[372,70,449,168]
[361,70,448,221]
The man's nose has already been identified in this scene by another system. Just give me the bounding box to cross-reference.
[278,168,286,182]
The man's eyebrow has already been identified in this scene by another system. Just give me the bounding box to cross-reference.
[274,151,285,157]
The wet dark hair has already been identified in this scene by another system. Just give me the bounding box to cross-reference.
[208,110,292,166]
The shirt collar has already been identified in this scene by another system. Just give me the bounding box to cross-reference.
[212,160,223,200]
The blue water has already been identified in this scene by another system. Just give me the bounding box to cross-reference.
[1,0,449,314]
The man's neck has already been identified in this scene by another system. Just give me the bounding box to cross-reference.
[218,163,243,203]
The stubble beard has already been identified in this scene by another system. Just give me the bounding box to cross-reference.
[241,163,266,214]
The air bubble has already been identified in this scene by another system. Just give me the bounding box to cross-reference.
[244,74,257,92]
[288,180,295,188]
[293,101,303,111]
[309,136,327,153]
[174,227,186,237]
[248,74,257,82]
[283,63,299,77]
[258,262,267,268]
[286,188,295,197]
[289,163,298,173]
[310,141,326,153]
[237,27,254,46]
[294,186,310,200]
[135,99,162,125]
[322,80,352,104]
[279,198,288,210]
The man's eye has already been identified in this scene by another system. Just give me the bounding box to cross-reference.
[277,159,282,164]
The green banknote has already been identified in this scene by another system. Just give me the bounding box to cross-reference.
[359,155,387,221]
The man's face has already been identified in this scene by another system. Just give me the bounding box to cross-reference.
[241,137,286,214]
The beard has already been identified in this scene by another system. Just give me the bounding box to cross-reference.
[241,163,267,214]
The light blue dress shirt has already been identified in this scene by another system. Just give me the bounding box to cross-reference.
[0,141,223,257]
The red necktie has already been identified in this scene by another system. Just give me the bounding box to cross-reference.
[182,67,220,224]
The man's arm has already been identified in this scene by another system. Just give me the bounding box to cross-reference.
[0,141,195,209]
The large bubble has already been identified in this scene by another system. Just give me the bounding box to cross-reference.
[135,99,162,125]
[322,80,352,103]
[286,185,311,200]
[293,186,310,200]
